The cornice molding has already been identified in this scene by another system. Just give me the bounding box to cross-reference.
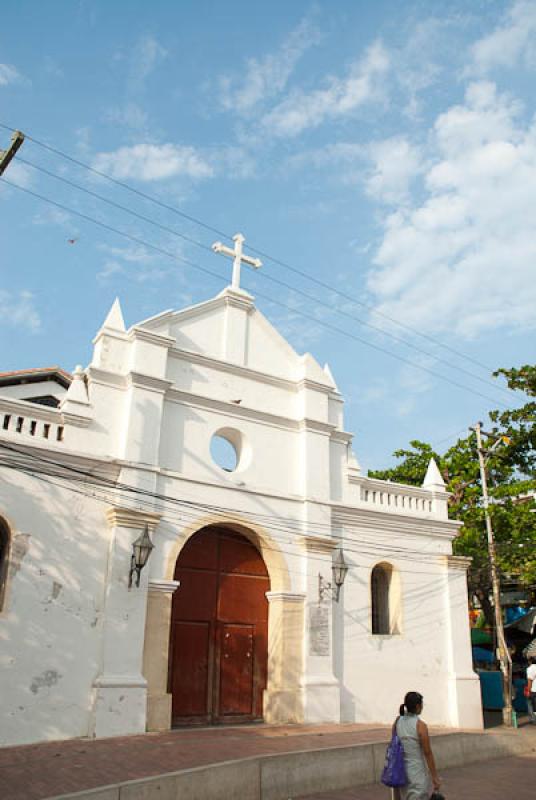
[166,386,298,430]
[169,346,297,391]
[265,591,306,604]
[0,435,121,478]
[163,294,229,324]
[129,326,175,348]
[93,674,147,689]
[148,579,180,594]
[357,476,436,498]
[332,504,462,539]
[446,554,473,571]
[92,328,129,346]
[165,386,348,440]
[220,289,255,312]
[106,506,161,531]
[61,410,93,428]
[331,431,353,445]
[86,366,128,389]
[296,378,335,395]
[127,372,174,393]
[0,394,62,423]
[299,418,336,435]
[300,534,338,553]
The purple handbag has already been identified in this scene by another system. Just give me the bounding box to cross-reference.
[381,728,407,788]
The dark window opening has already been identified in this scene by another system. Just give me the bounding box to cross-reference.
[0,519,10,611]
[23,395,60,408]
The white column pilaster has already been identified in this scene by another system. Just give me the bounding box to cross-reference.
[264,591,306,723]
[301,535,341,723]
[143,578,179,732]
[444,555,483,729]
[90,507,161,738]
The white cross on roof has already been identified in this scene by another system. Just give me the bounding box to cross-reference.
[211,233,262,291]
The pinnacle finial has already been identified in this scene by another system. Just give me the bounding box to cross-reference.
[422,457,446,492]
[101,297,125,332]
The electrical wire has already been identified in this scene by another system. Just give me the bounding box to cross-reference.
[0,440,463,568]
[0,458,457,583]
[15,155,517,403]
[0,175,512,410]
[0,121,497,375]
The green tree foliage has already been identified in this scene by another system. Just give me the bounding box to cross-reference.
[369,366,536,617]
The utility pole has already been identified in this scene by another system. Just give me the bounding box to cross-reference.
[472,421,512,727]
[0,130,24,176]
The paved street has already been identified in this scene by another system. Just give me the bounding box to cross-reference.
[1,722,534,799]
[0,722,393,800]
[298,752,536,800]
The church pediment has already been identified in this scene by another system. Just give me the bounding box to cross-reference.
[134,287,333,387]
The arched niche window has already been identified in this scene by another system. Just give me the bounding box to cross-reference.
[371,562,401,635]
[0,517,10,611]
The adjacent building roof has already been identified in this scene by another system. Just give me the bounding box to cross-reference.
[0,367,72,389]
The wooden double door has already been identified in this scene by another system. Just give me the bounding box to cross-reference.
[169,526,270,725]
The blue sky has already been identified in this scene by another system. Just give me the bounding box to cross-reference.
[1,0,535,471]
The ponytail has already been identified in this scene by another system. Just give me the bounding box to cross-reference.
[403,691,423,715]
[399,703,405,716]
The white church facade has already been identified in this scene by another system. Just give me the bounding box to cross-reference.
[0,277,483,746]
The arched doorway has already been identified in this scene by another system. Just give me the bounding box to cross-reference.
[169,525,270,725]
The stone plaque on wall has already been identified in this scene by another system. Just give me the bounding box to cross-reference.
[309,602,330,656]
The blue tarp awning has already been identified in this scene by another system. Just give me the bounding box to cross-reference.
[472,646,495,663]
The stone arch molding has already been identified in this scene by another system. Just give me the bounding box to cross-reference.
[143,513,304,732]
[163,512,291,592]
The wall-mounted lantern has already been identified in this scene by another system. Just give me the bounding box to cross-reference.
[128,525,154,588]
[318,548,349,602]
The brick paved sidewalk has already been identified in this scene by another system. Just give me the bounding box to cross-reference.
[297,751,536,800]
[0,722,396,800]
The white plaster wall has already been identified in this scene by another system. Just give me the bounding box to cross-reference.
[169,308,226,356]
[166,356,298,420]
[336,528,471,728]
[245,311,301,380]
[63,379,126,458]
[159,402,303,497]
[0,470,110,746]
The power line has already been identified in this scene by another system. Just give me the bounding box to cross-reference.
[0,440,455,561]
[0,445,459,577]
[0,175,511,410]
[15,155,517,402]
[0,121,497,375]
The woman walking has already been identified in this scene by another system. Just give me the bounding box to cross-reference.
[395,691,441,800]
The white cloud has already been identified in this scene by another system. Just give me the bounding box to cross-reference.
[286,136,421,201]
[219,16,321,113]
[0,290,41,332]
[470,0,536,73]
[92,143,213,181]
[2,161,33,188]
[393,17,452,118]
[365,137,422,204]
[0,63,21,86]
[106,103,148,131]
[32,207,73,229]
[129,35,167,90]
[96,260,124,283]
[261,40,390,138]
[97,244,170,284]
[367,81,536,338]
